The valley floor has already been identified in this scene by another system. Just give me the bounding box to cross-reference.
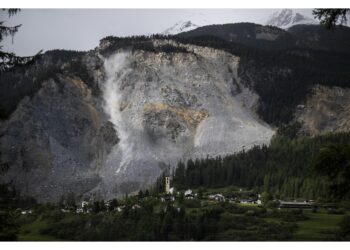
[15,200,348,241]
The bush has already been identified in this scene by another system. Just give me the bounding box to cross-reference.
[265,200,279,209]
[184,199,201,208]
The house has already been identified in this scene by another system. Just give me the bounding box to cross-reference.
[185,189,194,199]
[169,187,175,195]
[81,201,89,208]
[115,205,125,212]
[185,189,193,196]
[208,194,225,202]
[132,204,141,210]
[76,208,84,214]
[104,201,111,208]
[21,210,33,215]
[279,201,313,209]
[239,199,256,204]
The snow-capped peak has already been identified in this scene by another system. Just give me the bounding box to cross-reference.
[266,9,317,29]
[161,13,213,35]
[162,20,200,35]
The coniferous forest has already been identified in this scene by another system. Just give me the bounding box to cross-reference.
[172,129,350,202]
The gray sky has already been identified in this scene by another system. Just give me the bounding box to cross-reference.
[1,9,314,56]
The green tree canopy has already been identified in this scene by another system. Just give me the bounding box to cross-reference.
[311,145,350,200]
[313,9,350,29]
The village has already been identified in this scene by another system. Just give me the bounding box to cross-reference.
[13,176,347,241]
[25,176,316,216]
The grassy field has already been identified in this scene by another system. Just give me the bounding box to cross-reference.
[15,204,347,241]
[18,218,59,241]
[292,210,345,241]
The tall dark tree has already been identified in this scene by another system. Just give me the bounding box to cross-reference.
[311,145,350,200]
[0,9,41,72]
[313,9,350,29]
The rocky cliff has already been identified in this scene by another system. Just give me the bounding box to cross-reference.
[0,39,275,201]
[296,85,350,136]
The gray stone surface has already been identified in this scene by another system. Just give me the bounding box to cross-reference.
[0,39,276,201]
[296,85,350,136]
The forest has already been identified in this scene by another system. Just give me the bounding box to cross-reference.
[170,128,350,202]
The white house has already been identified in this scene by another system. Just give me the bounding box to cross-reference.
[76,208,83,214]
[185,189,194,199]
[21,210,33,215]
[184,189,193,196]
[115,205,125,212]
[208,194,225,202]
[81,201,89,208]
[132,204,141,210]
[104,201,111,208]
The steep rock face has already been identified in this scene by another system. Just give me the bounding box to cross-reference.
[0,39,275,201]
[296,85,350,136]
[0,74,118,201]
[97,40,275,197]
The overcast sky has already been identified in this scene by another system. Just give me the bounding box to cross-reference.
[0,9,314,56]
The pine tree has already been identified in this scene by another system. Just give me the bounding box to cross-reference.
[0,9,41,72]
[313,9,350,29]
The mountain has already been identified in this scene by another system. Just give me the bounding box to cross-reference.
[177,22,350,53]
[1,25,350,202]
[162,21,201,35]
[161,13,212,35]
[288,24,350,53]
[0,39,275,201]
[177,23,295,50]
[266,9,317,29]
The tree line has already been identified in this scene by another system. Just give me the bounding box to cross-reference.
[172,129,350,202]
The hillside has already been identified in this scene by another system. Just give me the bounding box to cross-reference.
[0,23,350,201]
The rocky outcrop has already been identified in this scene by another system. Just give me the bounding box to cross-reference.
[296,85,350,136]
[0,74,116,201]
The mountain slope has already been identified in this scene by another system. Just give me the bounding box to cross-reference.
[1,25,350,201]
[0,38,275,201]
[176,22,350,53]
[177,23,295,50]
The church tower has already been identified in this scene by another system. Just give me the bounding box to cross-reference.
[165,176,171,193]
